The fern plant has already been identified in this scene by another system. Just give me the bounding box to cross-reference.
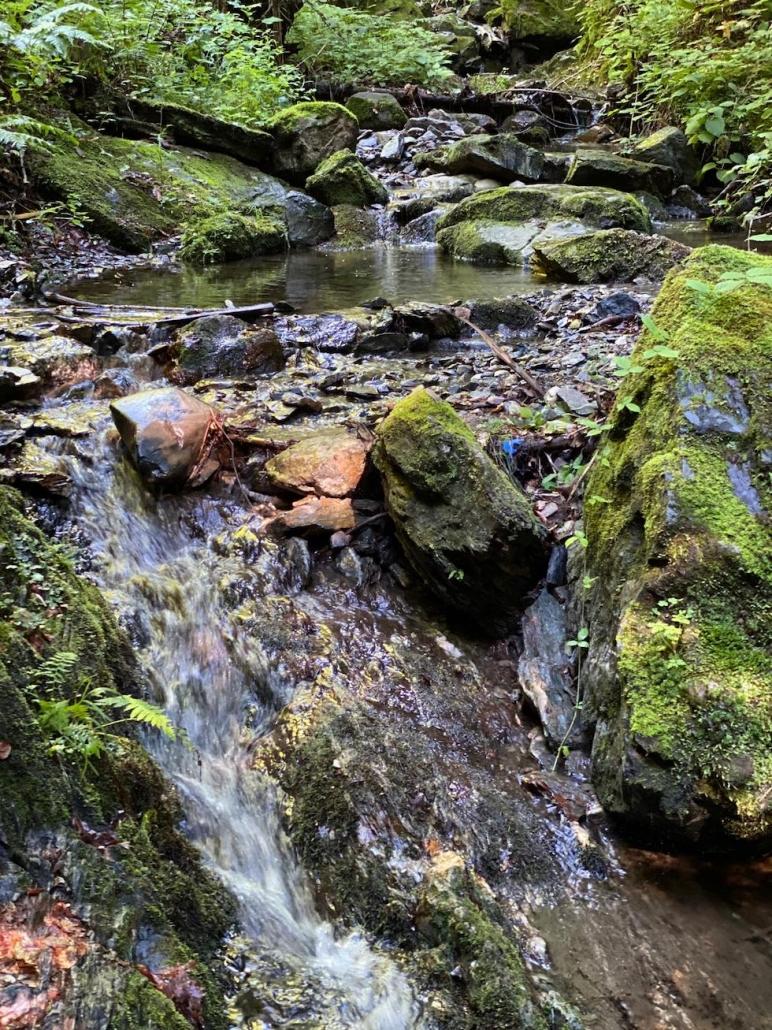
[32,650,175,769]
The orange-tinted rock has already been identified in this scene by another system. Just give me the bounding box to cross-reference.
[273,496,356,533]
[265,429,369,498]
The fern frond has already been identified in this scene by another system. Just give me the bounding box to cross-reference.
[110,694,176,737]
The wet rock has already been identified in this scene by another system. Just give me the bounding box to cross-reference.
[306,150,387,208]
[415,134,551,184]
[329,205,382,248]
[547,384,596,416]
[110,386,215,488]
[394,301,461,339]
[593,291,640,320]
[177,315,284,381]
[399,209,444,245]
[271,495,356,534]
[583,245,772,850]
[380,134,405,162]
[465,296,537,331]
[533,229,690,284]
[274,313,359,353]
[3,334,97,387]
[346,91,407,130]
[265,429,370,498]
[268,102,359,185]
[566,151,675,199]
[627,126,698,185]
[0,365,41,401]
[284,191,335,247]
[93,367,140,399]
[373,388,548,635]
[667,184,712,219]
[519,590,584,748]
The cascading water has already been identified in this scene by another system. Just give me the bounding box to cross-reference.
[63,429,418,1029]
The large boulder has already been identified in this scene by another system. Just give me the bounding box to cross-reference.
[346,91,407,130]
[436,183,651,266]
[306,150,387,207]
[566,151,675,198]
[284,191,335,247]
[627,126,699,185]
[582,246,772,851]
[268,102,359,185]
[499,0,579,41]
[533,228,690,284]
[179,211,286,265]
[176,315,284,382]
[110,387,215,488]
[265,428,370,498]
[373,388,548,634]
[414,134,559,184]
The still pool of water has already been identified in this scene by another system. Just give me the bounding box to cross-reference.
[68,245,542,312]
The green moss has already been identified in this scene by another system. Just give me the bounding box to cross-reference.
[109,970,193,1030]
[437,183,651,233]
[584,246,772,846]
[27,117,287,252]
[305,149,387,207]
[268,100,357,134]
[533,228,688,283]
[345,91,407,130]
[499,0,579,39]
[179,211,286,265]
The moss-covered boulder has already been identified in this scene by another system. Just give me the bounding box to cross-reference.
[566,151,675,199]
[533,228,690,284]
[179,211,286,264]
[306,150,388,208]
[27,120,291,253]
[626,126,699,186]
[373,388,548,634]
[268,102,359,185]
[0,488,234,1026]
[499,0,579,40]
[582,246,772,851]
[414,133,556,184]
[346,91,407,130]
[436,183,651,266]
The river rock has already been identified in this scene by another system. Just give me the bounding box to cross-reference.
[566,151,675,199]
[373,388,547,634]
[330,205,383,247]
[271,495,356,534]
[3,334,97,387]
[269,102,359,185]
[274,313,359,353]
[436,183,651,266]
[582,245,772,850]
[533,228,690,284]
[284,191,335,247]
[415,134,552,184]
[627,126,698,185]
[306,150,387,208]
[465,296,537,330]
[265,429,370,498]
[180,211,286,265]
[499,0,579,40]
[110,387,215,488]
[0,365,41,400]
[177,315,284,381]
[346,91,407,130]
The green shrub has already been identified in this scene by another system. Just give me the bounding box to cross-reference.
[288,2,453,88]
[577,0,772,219]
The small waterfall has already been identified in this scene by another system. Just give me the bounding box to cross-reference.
[64,432,418,1029]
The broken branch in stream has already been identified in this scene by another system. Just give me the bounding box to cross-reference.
[457,315,545,399]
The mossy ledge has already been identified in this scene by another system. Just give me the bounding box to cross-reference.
[582,245,772,851]
[0,488,235,1027]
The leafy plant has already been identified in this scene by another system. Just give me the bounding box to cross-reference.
[288,2,453,88]
[31,650,175,768]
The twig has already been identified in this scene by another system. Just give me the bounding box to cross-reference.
[457,315,545,399]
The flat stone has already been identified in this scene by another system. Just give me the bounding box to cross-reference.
[272,496,356,533]
[265,428,369,497]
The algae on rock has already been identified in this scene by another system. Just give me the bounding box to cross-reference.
[306,149,388,208]
[582,245,772,850]
[533,228,690,284]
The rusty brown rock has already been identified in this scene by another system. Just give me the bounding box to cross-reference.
[265,429,369,498]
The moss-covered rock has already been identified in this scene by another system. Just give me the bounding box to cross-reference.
[306,150,387,208]
[179,211,286,264]
[373,388,548,634]
[329,204,382,247]
[0,488,234,1026]
[626,126,699,186]
[438,183,652,233]
[346,91,407,130]
[27,119,290,253]
[582,246,772,851]
[437,217,586,265]
[533,228,690,283]
[565,151,675,199]
[268,102,359,185]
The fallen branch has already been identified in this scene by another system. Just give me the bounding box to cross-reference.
[45,301,276,330]
[458,315,545,399]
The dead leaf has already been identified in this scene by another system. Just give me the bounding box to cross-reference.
[0,742,11,760]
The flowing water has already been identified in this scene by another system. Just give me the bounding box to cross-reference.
[64,435,419,1028]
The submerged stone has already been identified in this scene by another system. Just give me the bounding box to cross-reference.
[373,387,547,634]
[582,245,772,850]
[110,387,215,488]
